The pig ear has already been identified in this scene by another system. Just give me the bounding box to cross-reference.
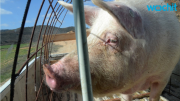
[58,1,100,26]
[92,0,145,39]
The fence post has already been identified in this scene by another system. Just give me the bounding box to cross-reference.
[72,0,93,101]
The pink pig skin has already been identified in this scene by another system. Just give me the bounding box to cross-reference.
[43,0,180,101]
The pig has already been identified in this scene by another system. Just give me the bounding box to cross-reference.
[43,0,180,101]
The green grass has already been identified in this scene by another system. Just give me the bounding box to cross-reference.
[0,43,29,49]
[0,43,61,85]
[0,43,39,84]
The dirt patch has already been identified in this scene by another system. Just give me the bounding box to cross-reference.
[51,40,77,54]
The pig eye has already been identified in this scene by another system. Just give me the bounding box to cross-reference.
[110,39,117,43]
[107,39,118,43]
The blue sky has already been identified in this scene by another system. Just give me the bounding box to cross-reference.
[0,0,113,30]
[0,0,96,30]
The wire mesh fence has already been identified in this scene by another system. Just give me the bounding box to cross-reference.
[6,0,91,101]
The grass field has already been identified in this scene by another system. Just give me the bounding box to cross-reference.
[0,43,38,85]
[0,43,62,85]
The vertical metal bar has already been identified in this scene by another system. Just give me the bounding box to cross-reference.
[72,0,93,101]
[25,0,43,97]
[31,0,45,97]
[35,77,44,101]
[10,0,31,101]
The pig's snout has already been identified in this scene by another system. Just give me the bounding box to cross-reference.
[43,59,80,92]
[43,64,57,90]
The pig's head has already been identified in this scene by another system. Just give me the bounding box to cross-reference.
[43,0,147,96]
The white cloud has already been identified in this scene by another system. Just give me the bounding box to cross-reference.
[41,15,45,17]
[46,13,51,18]
[41,14,45,17]
[0,0,6,3]
[17,7,20,9]
[68,12,73,15]
[26,20,31,23]
[84,1,93,5]
[0,8,12,14]
[45,19,49,23]
[42,13,51,18]
[42,12,59,18]
[0,23,9,27]
[0,0,14,3]
[0,0,13,3]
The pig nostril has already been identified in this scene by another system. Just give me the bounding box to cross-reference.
[46,74,52,79]
[115,5,120,7]
[48,75,51,79]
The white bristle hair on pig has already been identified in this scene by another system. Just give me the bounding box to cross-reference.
[43,0,180,101]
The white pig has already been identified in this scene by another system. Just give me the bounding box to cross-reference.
[43,0,180,101]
